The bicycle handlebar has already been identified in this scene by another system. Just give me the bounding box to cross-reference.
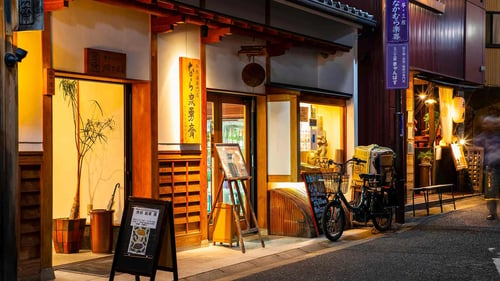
[328,157,366,167]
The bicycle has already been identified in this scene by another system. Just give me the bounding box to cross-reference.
[321,157,394,241]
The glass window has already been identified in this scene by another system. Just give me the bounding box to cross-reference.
[299,102,344,171]
[486,12,500,47]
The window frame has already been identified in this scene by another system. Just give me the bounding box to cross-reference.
[486,12,500,48]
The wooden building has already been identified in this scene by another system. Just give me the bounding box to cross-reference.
[12,0,378,279]
[340,0,486,210]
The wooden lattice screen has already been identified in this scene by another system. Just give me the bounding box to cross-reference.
[18,152,43,281]
[465,146,484,193]
[158,152,202,247]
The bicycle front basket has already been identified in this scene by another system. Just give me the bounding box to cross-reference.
[322,172,349,194]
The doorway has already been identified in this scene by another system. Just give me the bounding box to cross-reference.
[52,77,129,264]
[207,93,255,225]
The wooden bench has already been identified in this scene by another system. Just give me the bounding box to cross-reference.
[411,184,456,216]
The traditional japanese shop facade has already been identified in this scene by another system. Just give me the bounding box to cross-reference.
[340,0,486,214]
[15,0,374,279]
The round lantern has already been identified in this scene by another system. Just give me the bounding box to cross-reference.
[452,96,465,123]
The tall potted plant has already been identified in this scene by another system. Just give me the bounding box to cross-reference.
[52,79,114,253]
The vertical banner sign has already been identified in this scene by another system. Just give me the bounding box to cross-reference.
[180,57,201,144]
[385,0,409,90]
[386,44,409,89]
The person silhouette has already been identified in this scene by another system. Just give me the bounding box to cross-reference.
[475,116,500,220]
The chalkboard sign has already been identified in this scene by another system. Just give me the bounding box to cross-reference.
[302,173,328,236]
[109,197,178,281]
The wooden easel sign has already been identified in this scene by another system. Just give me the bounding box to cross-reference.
[209,144,264,253]
[109,197,178,281]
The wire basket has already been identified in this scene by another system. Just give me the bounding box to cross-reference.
[321,172,350,194]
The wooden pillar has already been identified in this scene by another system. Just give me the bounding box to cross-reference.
[1,1,19,280]
[41,13,54,278]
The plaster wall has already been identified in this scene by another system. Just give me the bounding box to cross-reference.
[51,0,150,80]
[18,31,43,151]
[206,34,266,94]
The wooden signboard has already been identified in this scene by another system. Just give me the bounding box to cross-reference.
[302,172,328,237]
[110,197,178,281]
[84,48,126,78]
[179,57,201,144]
[215,143,250,180]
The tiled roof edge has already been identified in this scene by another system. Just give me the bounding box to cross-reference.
[287,0,377,27]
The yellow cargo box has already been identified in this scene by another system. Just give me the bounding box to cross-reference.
[352,144,394,186]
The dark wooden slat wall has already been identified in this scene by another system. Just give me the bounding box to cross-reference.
[338,0,482,146]
[18,152,43,281]
[410,0,466,79]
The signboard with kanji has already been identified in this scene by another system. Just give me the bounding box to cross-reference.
[386,0,409,44]
[386,43,409,89]
[180,57,201,144]
[385,0,409,90]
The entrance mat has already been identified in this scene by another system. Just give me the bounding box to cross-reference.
[54,255,118,277]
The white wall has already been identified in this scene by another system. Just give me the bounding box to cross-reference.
[318,49,355,95]
[206,34,266,94]
[270,47,318,88]
[271,46,355,95]
[157,26,267,150]
[157,24,201,150]
[51,0,150,80]
[268,101,291,175]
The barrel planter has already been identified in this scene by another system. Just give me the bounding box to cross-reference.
[52,218,86,254]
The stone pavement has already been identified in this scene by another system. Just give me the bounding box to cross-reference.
[52,195,484,281]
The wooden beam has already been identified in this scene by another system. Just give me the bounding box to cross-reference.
[202,27,232,44]
[95,0,172,16]
[43,0,65,12]
[151,15,184,33]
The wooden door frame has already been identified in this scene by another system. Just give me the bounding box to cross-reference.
[207,93,253,226]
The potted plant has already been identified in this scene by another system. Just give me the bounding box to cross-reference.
[52,79,114,254]
[418,149,433,165]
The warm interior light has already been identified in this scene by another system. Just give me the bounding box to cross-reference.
[425,98,437,105]
[418,93,427,100]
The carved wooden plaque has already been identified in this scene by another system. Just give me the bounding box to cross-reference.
[84,48,126,78]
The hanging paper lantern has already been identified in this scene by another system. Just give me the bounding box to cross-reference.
[452,96,465,123]
[439,88,453,144]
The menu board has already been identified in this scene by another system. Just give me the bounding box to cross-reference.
[215,143,250,180]
[110,197,178,281]
[302,172,328,236]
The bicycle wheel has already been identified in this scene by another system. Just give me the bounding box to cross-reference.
[321,199,345,241]
[371,196,393,231]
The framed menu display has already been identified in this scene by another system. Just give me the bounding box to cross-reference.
[110,197,178,281]
[215,144,250,180]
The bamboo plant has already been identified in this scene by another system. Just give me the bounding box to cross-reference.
[59,79,114,220]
